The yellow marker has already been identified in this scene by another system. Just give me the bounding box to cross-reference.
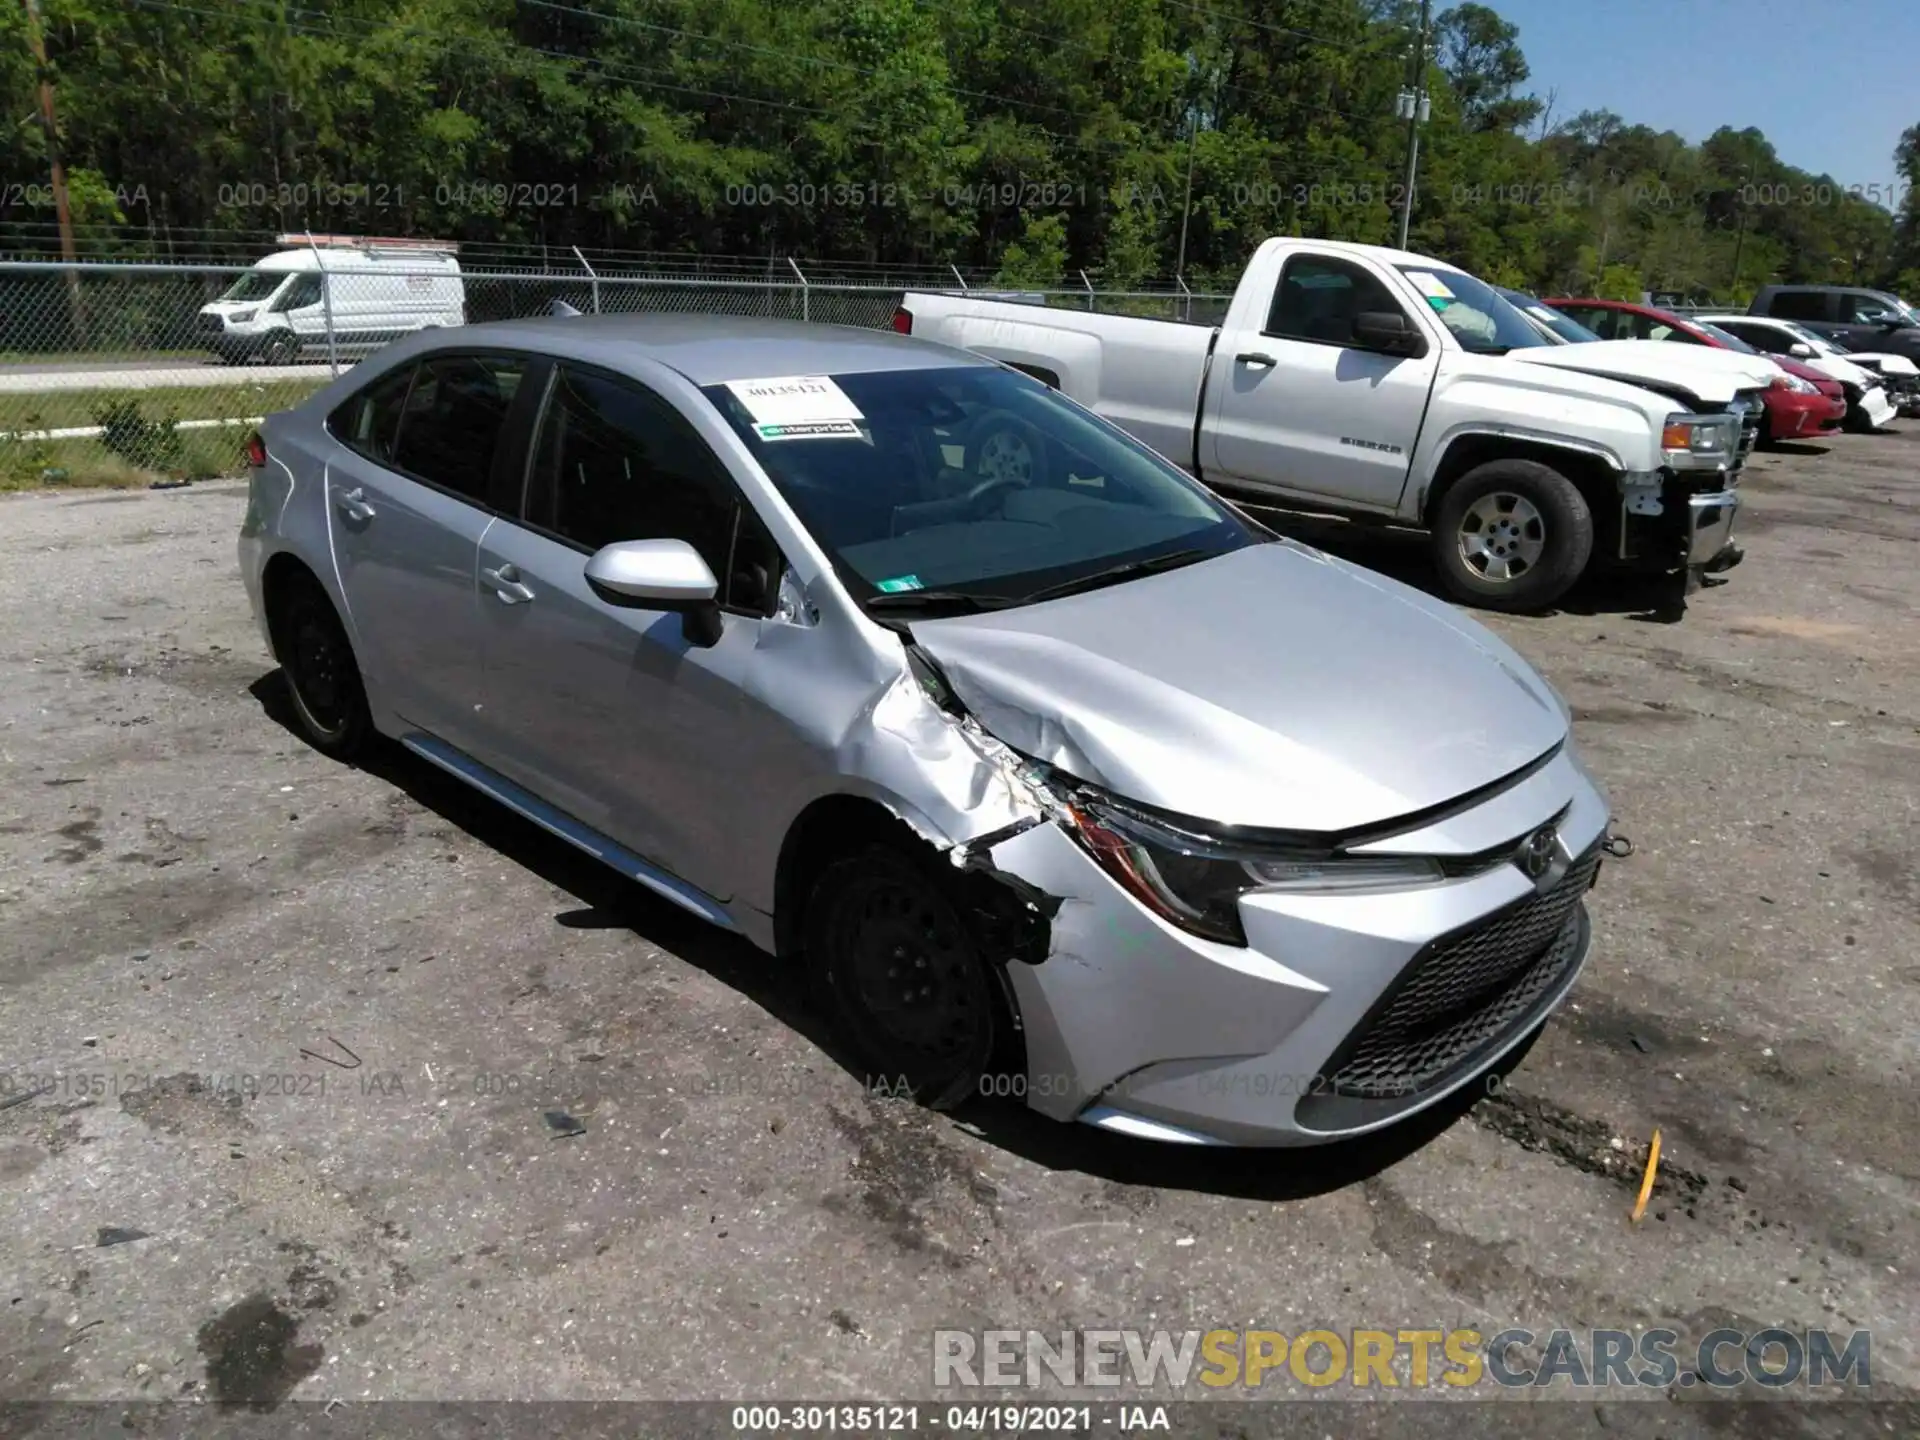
[1631,1128,1663,1223]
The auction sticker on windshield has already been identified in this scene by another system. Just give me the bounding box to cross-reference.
[1406,270,1456,310]
[726,374,866,441]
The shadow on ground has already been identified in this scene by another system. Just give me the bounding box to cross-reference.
[248,670,1508,1205]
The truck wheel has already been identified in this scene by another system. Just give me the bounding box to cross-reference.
[969,414,1049,488]
[1431,459,1592,612]
[264,331,300,366]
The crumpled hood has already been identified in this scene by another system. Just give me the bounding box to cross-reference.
[1504,339,1776,402]
[1839,351,1918,378]
[908,542,1567,834]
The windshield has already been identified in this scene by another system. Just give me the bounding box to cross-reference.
[1499,290,1601,344]
[220,270,290,303]
[1398,266,1551,353]
[1695,322,1758,354]
[701,367,1262,612]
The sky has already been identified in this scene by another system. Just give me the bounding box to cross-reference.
[1489,0,1916,189]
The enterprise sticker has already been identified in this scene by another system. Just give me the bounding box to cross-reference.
[726,374,865,442]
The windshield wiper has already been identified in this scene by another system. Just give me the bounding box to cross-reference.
[1021,547,1212,604]
[862,589,1019,614]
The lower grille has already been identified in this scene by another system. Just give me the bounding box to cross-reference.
[1320,846,1601,1102]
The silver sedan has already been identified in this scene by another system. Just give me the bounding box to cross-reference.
[238,314,1611,1146]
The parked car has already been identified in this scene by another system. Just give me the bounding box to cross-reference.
[1545,298,1895,433]
[239,314,1614,1148]
[1701,314,1920,418]
[1748,284,1920,365]
[197,235,465,365]
[899,238,1765,613]
[1501,291,1846,445]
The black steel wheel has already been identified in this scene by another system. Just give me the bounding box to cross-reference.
[806,845,1003,1108]
[272,573,373,759]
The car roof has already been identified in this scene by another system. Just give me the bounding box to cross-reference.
[423,313,984,386]
[1544,297,1699,325]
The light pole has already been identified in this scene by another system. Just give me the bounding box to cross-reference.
[1395,0,1433,250]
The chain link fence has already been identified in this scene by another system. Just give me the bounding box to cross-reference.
[0,250,1228,489]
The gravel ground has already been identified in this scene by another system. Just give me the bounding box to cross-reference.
[0,431,1915,1433]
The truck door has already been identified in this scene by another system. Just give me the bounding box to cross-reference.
[1204,252,1437,512]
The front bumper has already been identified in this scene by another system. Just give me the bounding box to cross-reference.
[982,747,1610,1146]
[1763,391,1844,438]
[1686,488,1741,566]
[1860,386,1897,429]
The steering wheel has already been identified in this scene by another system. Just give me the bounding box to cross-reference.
[953,473,1024,518]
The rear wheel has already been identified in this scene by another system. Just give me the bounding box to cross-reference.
[805,844,1006,1109]
[270,571,373,759]
[1430,458,1593,612]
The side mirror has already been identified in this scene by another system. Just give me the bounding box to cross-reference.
[1788,342,1815,358]
[1352,310,1422,355]
[584,538,724,647]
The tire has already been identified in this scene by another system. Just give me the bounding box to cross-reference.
[1430,458,1593,612]
[1843,399,1876,434]
[263,331,300,366]
[804,843,1009,1110]
[269,571,374,760]
[968,413,1049,488]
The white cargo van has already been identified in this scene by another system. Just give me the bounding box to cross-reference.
[196,235,465,365]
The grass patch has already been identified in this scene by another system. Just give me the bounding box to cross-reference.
[0,430,250,491]
[0,378,324,490]
[0,379,319,490]
[0,380,326,434]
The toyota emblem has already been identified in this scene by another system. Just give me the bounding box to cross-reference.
[1520,825,1559,880]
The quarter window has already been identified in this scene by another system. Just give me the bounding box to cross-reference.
[1266,257,1406,345]
[390,354,527,502]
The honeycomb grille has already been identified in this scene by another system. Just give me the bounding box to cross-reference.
[1324,847,1600,1101]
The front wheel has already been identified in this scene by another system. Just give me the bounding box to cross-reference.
[1430,459,1593,612]
[805,845,1007,1110]
[263,331,301,366]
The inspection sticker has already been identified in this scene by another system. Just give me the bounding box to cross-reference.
[1405,270,1456,300]
[875,574,924,593]
[725,374,865,441]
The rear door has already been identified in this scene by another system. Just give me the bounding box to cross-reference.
[324,351,533,749]
[471,362,787,897]
[1205,251,1436,510]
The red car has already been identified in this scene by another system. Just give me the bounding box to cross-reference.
[1542,298,1848,444]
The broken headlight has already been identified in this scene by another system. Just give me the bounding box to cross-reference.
[1062,794,1444,946]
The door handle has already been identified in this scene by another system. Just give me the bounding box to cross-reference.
[335,486,375,523]
[1235,351,1277,368]
[481,564,535,605]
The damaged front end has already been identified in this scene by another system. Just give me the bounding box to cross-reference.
[875,639,1609,1147]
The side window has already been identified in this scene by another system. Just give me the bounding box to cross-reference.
[274,274,323,312]
[328,364,416,465]
[1565,306,1614,338]
[390,354,527,502]
[1265,257,1405,345]
[1769,291,1827,321]
[1845,293,1894,323]
[1740,325,1788,354]
[528,367,776,612]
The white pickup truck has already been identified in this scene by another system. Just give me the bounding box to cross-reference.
[897,237,1773,610]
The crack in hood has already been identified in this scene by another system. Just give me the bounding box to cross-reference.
[907,542,1567,834]
[1504,339,1776,403]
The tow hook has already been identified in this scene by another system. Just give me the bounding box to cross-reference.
[1602,829,1634,860]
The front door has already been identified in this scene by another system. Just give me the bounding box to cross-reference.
[325,352,530,749]
[473,363,787,899]
[1205,252,1436,511]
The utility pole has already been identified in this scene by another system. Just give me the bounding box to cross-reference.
[1174,110,1198,284]
[20,0,84,344]
[1728,168,1750,297]
[1395,0,1433,250]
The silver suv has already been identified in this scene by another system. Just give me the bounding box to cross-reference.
[238,315,1611,1147]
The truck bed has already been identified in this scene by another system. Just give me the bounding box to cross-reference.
[899,291,1218,467]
